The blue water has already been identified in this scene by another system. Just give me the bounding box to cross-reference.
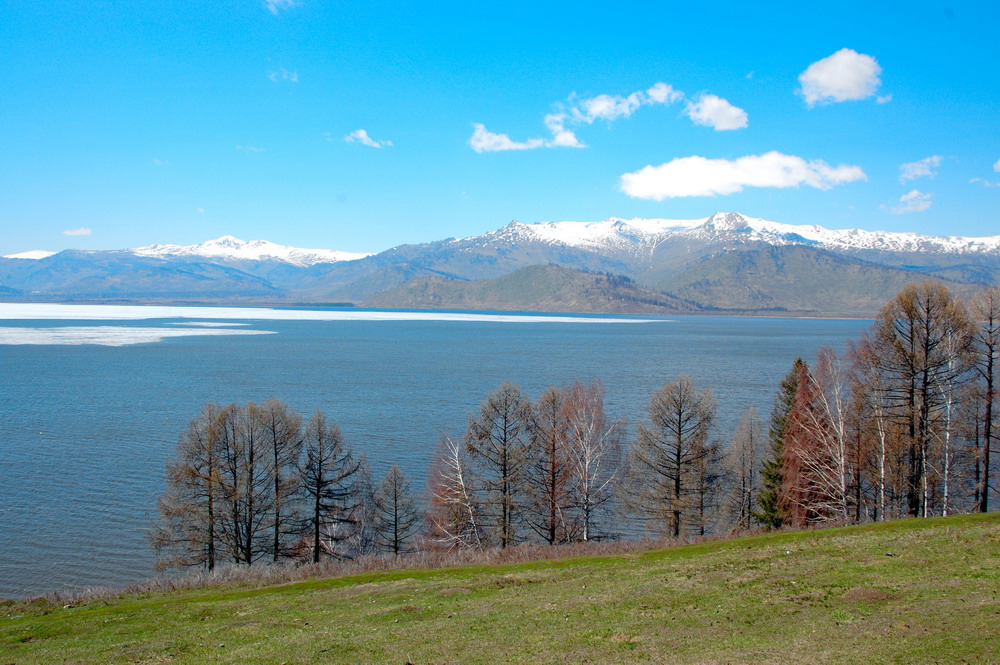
[0,311,869,597]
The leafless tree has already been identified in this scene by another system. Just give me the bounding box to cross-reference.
[625,376,717,538]
[563,380,622,541]
[216,403,273,565]
[867,281,974,516]
[299,410,359,562]
[465,382,536,548]
[152,403,223,571]
[426,434,482,549]
[373,464,422,554]
[721,406,764,531]
[526,387,573,544]
[257,398,303,561]
[970,287,1000,512]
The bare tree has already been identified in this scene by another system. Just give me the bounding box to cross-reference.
[721,406,764,531]
[299,411,359,562]
[215,403,273,565]
[346,455,378,556]
[625,376,717,538]
[563,380,622,542]
[426,434,482,549]
[465,382,535,548]
[867,281,973,516]
[970,287,1000,512]
[372,464,422,555]
[852,338,897,521]
[257,398,303,561]
[152,403,223,571]
[526,387,573,544]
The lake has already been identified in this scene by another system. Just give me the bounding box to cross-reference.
[0,304,870,597]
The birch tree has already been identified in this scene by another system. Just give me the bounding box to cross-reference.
[867,281,973,516]
[426,434,482,549]
[563,381,622,542]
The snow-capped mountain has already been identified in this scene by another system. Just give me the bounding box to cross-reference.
[2,213,997,313]
[472,212,1000,258]
[2,250,58,260]
[131,236,370,267]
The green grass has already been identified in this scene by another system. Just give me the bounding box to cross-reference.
[3,513,999,664]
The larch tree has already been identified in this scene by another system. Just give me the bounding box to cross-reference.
[721,406,764,531]
[867,281,973,517]
[299,410,359,562]
[257,398,303,561]
[152,402,223,571]
[970,287,1000,512]
[372,464,422,555]
[626,376,716,538]
[526,387,574,544]
[215,402,273,565]
[465,382,536,548]
[347,455,378,557]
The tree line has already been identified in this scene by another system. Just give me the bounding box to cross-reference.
[153,281,998,570]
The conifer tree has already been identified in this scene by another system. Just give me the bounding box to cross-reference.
[754,358,805,530]
[372,464,421,555]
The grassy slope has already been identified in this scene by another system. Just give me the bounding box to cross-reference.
[365,264,696,314]
[656,245,963,315]
[2,514,998,664]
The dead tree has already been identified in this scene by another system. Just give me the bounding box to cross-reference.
[465,382,535,548]
[626,376,717,538]
[372,464,421,555]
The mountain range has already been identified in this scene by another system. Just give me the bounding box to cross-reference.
[3,212,998,315]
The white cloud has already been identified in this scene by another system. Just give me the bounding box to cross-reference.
[886,189,932,214]
[344,129,393,148]
[63,227,92,236]
[468,81,736,153]
[235,145,265,152]
[798,48,883,106]
[619,151,866,200]
[899,155,942,182]
[877,94,893,104]
[468,124,546,152]
[267,67,298,83]
[264,0,299,14]
[571,82,683,123]
[685,94,748,130]
[994,159,1000,172]
[645,82,684,105]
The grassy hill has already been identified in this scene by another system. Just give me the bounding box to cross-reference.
[366,264,699,314]
[657,245,966,315]
[2,513,998,664]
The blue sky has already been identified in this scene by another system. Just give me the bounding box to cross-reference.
[1,1,998,255]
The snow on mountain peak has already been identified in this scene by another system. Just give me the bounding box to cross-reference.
[493,212,1000,257]
[3,249,58,260]
[132,236,371,267]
